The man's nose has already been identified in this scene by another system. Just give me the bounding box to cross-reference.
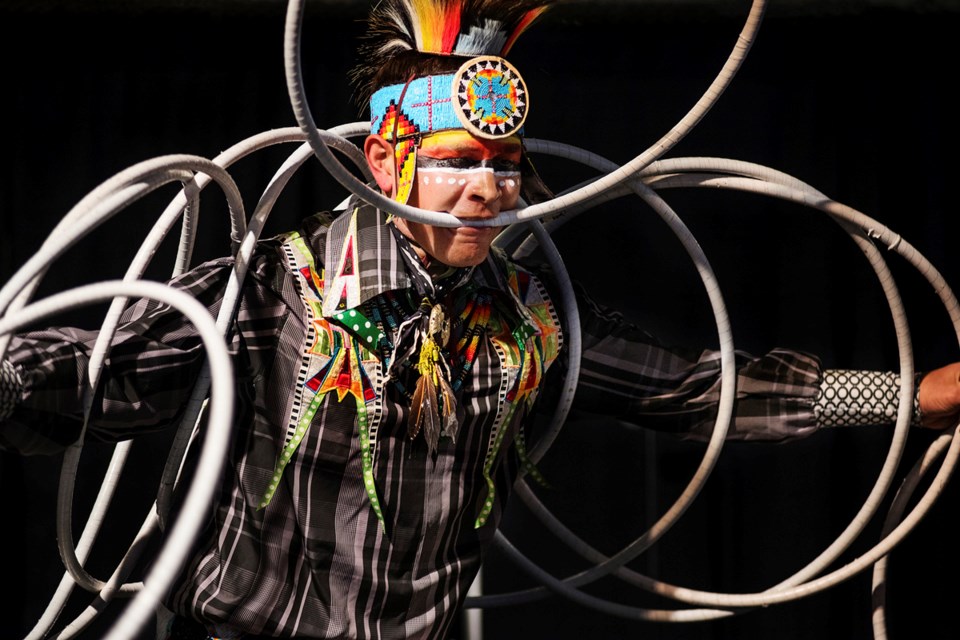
[465,169,501,208]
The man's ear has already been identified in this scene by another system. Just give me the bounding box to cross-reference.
[365,134,396,195]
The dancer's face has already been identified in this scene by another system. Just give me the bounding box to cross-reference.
[371,130,523,268]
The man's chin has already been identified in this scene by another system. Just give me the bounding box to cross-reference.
[441,248,491,269]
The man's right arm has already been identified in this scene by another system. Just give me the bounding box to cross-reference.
[0,257,236,456]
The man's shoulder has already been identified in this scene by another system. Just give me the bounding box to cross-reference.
[483,245,555,305]
[487,245,537,278]
[259,210,336,265]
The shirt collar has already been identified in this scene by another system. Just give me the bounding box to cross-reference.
[320,200,413,318]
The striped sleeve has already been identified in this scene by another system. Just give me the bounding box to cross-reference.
[564,283,823,443]
[0,257,237,455]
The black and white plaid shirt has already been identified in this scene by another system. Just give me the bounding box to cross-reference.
[2,202,829,639]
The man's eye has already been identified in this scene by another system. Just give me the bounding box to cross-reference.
[491,159,520,173]
[418,157,477,170]
[446,158,480,170]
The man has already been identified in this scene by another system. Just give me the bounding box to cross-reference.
[2,1,960,639]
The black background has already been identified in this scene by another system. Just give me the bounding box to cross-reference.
[2,1,960,639]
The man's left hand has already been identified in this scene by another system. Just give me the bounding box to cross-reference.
[918,362,960,430]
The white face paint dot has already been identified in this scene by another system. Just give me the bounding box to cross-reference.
[507,179,517,188]
[448,177,456,185]
[498,180,506,188]
[458,179,466,186]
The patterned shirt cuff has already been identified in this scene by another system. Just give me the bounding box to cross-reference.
[814,369,922,428]
[1,359,24,422]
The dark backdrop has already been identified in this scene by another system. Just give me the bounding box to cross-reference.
[2,1,959,639]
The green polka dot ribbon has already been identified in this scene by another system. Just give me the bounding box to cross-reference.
[475,403,519,529]
[333,307,386,349]
[258,392,325,510]
[514,429,550,489]
[332,309,386,529]
[356,393,385,528]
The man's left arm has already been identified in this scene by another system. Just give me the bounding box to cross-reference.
[547,278,960,442]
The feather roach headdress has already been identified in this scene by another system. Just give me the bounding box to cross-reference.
[351,0,553,109]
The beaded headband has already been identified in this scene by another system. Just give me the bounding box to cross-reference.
[370,56,528,202]
[371,55,528,141]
